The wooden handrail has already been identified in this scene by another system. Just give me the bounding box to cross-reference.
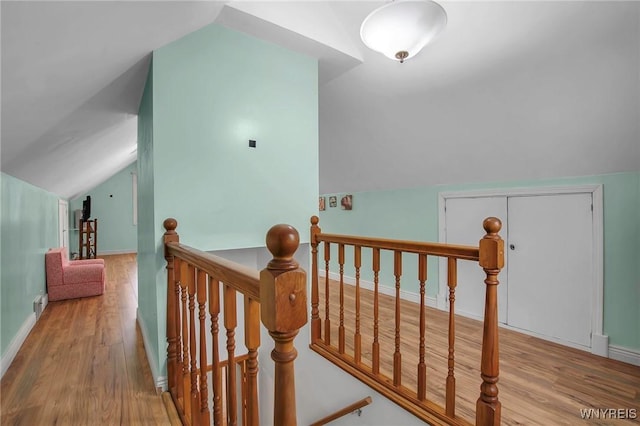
[165,242,260,300]
[309,216,504,426]
[315,233,480,260]
[309,396,373,426]
[163,218,307,426]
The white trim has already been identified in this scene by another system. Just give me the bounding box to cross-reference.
[590,186,605,349]
[437,184,606,354]
[438,184,604,200]
[1,313,36,379]
[136,310,167,391]
[58,199,69,258]
[319,271,437,308]
[608,345,640,367]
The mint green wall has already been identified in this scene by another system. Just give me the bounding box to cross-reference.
[137,24,318,378]
[1,173,59,357]
[69,162,137,255]
[319,172,640,350]
[137,61,160,378]
[152,24,318,250]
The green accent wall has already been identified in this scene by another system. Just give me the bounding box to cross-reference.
[69,162,137,255]
[1,173,59,357]
[137,24,318,378]
[320,172,640,350]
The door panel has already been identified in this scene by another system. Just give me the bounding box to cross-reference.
[506,193,593,347]
[445,197,508,322]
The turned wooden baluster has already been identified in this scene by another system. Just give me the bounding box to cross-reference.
[187,265,200,424]
[163,218,179,396]
[244,294,260,426]
[338,244,346,354]
[372,247,381,375]
[393,251,402,387]
[324,241,331,346]
[180,261,190,413]
[354,245,362,364]
[224,285,238,426]
[310,216,321,342]
[476,217,504,426]
[446,257,457,418]
[174,258,184,403]
[197,270,210,425]
[260,224,307,426]
[208,278,223,425]
[417,253,427,401]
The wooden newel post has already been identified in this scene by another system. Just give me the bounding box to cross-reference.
[476,217,504,426]
[163,218,179,394]
[260,224,308,426]
[310,216,322,343]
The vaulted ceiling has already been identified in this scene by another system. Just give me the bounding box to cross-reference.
[2,1,639,199]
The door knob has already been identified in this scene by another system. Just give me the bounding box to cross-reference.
[510,244,515,250]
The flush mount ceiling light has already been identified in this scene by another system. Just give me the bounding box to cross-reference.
[360,0,447,63]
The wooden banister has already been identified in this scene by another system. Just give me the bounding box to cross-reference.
[476,218,504,426]
[163,219,307,426]
[166,243,260,300]
[260,224,307,426]
[163,218,179,396]
[310,216,322,343]
[309,396,373,426]
[316,233,480,260]
[309,216,504,426]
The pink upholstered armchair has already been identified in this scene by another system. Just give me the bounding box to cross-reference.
[45,248,105,301]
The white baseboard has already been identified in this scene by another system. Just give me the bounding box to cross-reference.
[1,313,36,379]
[609,345,640,366]
[320,271,438,308]
[99,249,137,256]
[136,309,167,391]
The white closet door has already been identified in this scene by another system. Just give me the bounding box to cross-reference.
[507,193,593,347]
[444,197,508,322]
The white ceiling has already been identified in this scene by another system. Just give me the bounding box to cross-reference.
[2,1,639,199]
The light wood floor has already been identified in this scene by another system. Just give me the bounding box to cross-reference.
[0,254,171,425]
[321,279,640,425]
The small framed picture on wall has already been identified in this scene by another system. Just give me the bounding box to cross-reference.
[319,196,326,211]
[341,195,353,210]
[329,196,337,208]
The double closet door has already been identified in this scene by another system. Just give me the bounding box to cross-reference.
[444,192,594,349]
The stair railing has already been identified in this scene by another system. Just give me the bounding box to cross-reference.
[163,218,307,426]
[309,216,504,426]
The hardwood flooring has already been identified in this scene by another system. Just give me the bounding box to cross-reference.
[3,254,637,425]
[321,278,640,425]
[0,254,171,425]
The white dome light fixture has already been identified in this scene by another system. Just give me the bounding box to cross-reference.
[360,0,447,63]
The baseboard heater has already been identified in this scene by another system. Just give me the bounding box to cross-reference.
[33,294,48,321]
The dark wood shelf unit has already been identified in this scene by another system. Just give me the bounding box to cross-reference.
[79,218,98,259]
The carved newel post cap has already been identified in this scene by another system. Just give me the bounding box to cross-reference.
[163,218,178,233]
[310,215,319,226]
[483,217,502,236]
[266,224,299,271]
